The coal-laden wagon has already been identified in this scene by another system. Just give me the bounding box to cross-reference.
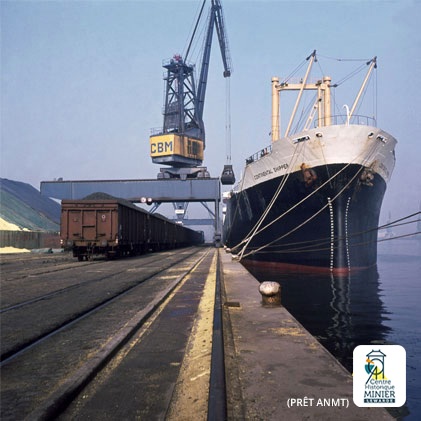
[60,197,203,260]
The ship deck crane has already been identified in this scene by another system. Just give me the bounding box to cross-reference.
[149,0,235,184]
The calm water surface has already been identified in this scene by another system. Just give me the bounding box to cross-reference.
[246,238,421,420]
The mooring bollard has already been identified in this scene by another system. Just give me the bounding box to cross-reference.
[258,281,281,306]
[231,254,239,261]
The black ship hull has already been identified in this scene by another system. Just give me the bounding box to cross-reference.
[223,163,387,273]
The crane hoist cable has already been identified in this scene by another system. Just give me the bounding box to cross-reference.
[225,76,231,164]
[150,0,232,173]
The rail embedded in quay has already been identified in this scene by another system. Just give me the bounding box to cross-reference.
[0,247,198,314]
[2,248,396,419]
[29,249,212,420]
[0,247,204,364]
[1,247,214,420]
[208,250,227,420]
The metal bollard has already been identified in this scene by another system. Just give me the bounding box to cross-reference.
[258,281,281,306]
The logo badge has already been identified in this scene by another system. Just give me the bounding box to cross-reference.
[353,345,406,407]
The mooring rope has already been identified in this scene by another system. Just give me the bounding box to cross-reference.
[240,164,365,259]
[237,142,305,259]
[239,139,381,259]
[232,136,380,255]
[253,231,421,255]
[245,215,420,254]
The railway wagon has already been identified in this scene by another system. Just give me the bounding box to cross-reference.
[60,198,203,260]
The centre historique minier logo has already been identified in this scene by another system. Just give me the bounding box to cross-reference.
[353,345,406,407]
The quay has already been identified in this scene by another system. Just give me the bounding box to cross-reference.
[0,247,393,420]
[221,251,392,420]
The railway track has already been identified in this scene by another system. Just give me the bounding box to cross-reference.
[0,247,203,362]
[0,252,82,281]
[0,246,190,283]
[1,246,220,420]
[0,247,199,313]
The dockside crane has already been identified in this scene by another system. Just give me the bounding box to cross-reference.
[41,1,227,244]
[149,0,235,185]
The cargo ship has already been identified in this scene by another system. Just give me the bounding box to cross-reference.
[223,52,397,273]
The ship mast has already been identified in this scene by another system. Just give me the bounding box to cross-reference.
[348,57,377,120]
[271,50,333,141]
[271,77,280,141]
[284,50,316,137]
[271,53,378,141]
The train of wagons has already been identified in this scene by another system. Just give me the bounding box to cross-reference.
[60,197,204,260]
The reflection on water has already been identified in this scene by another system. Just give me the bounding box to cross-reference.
[244,239,421,420]
[244,265,391,372]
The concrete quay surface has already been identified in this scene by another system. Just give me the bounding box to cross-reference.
[0,248,396,420]
[221,250,393,420]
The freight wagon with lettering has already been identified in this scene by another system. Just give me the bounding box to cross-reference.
[60,198,203,260]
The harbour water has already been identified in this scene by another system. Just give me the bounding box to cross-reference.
[246,238,421,420]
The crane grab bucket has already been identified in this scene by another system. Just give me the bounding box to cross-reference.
[221,164,235,185]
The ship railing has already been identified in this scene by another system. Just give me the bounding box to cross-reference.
[313,114,377,128]
[245,113,377,165]
[246,145,273,165]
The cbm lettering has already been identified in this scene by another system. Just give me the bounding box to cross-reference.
[151,141,173,154]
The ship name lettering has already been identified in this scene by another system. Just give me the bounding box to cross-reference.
[254,169,274,180]
[273,163,289,172]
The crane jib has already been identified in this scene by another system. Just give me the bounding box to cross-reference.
[149,0,232,175]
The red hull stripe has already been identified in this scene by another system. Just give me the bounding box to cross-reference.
[241,259,372,275]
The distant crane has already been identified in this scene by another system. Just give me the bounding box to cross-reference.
[149,0,235,184]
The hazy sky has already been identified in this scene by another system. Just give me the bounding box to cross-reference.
[1,0,420,226]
